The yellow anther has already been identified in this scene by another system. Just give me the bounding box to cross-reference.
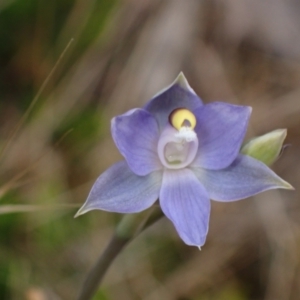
[170,108,196,130]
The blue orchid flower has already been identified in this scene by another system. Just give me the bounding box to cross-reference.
[76,73,292,247]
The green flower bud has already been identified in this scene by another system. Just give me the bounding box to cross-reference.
[241,129,287,166]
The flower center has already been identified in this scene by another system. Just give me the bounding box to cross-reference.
[169,108,196,130]
[157,109,198,169]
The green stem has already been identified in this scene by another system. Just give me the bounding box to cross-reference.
[76,206,163,300]
[76,233,129,300]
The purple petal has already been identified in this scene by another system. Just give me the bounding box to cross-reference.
[144,73,202,130]
[111,108,162,176]
[152,72,198,97]
[75,161,162,216]
[192,102,252,170]
[192,154,293,202]
[160,168,210,246]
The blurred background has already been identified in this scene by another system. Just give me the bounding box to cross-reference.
[0,0,300,299]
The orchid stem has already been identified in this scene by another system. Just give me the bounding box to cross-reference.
[76,206,163,300]
[76,234,129,300]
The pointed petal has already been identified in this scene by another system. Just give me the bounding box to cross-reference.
[144,73,202,130]
[151,72,197,98]
[159,169,210,246]
[111,108,162,176]
[75,161,162,216]
[175,72,197,94]
[192,155,293,202]
[192,102,252,170]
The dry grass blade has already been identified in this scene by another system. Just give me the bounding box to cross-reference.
[0,203,79,215]
[0,38,74,164]
[0,129,73,200]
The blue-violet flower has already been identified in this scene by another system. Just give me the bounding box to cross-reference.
[76,73,293,247]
